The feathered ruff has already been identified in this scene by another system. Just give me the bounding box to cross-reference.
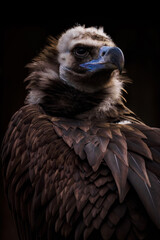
[25,73,137,123]
[2,104,160,240]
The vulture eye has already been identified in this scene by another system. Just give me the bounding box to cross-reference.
[74,46,89,58]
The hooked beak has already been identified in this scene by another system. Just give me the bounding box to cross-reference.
[80,46,124,73]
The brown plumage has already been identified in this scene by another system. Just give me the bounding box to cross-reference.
[1,25,160,240]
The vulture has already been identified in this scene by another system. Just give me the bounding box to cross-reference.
[1,25,160,240]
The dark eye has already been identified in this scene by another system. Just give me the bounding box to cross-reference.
[74,46,89,58]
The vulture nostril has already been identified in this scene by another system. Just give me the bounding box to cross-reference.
[101,51,106,57]
[99,46,110,57]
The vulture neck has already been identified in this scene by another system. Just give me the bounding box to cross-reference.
[39,80,108,118]
[36,79,135,123]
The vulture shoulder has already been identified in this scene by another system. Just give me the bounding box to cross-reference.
[2,104,160,240]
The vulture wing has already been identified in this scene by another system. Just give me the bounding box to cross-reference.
[2,104,160,240]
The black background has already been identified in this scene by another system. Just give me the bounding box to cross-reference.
[1,6,160,240]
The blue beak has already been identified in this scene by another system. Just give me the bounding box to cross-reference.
[80,46,124,73]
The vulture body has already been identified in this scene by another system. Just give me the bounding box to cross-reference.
[1,26,160,240]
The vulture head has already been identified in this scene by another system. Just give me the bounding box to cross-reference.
[26,26,127,120]
[57,26,124,92]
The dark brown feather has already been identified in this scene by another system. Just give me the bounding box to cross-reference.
[2,104,160,240]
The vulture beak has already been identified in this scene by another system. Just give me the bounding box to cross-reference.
[80,46,124,73]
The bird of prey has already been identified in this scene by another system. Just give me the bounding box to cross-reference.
[1,25,160,240]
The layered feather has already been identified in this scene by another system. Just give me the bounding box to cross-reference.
[2,105,160,240]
